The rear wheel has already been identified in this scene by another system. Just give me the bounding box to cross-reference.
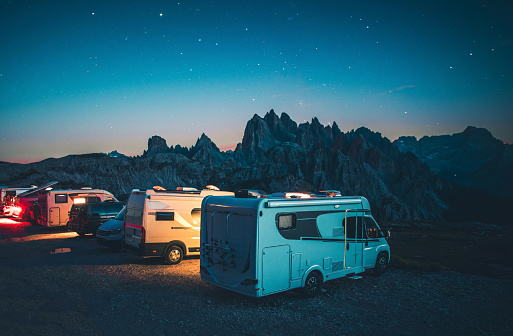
[164,245,183,265]
[373,252,388,276]
[303,272,322,298]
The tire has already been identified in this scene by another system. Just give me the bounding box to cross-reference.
[373,252,388,276]
[164,245,183,265]
[303,272,322,298]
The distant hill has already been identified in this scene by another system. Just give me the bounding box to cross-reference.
[1,110,511,224]
[394,126,513,200]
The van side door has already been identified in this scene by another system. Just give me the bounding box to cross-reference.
[344,215,364,270]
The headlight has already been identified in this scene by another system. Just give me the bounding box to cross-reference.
[112,229,122,234]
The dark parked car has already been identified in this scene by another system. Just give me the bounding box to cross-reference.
[68,201,125,236]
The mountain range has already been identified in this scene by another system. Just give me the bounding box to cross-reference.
[1,110,511,224]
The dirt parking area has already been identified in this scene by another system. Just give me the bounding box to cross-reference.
[1,219,512,336]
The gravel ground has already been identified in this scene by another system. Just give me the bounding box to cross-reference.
[1,220,512,336]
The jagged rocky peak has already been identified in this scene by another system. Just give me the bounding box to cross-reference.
[144,135,169,156]
[241,113,277,153]
[296,117,333,150]
[461,126,495,140]
[190,133,225,166]
[263,109,297,143]
[326,121,342,140]
[193,133,220,152]
[279,112,298,134]
[393,136,419,156]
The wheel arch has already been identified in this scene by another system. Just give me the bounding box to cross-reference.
[375,249,390,266]
[165,240,187,256]
[301,266,325,287]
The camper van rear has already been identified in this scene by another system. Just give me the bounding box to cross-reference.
[123,187,233,264]
[200,194,390,298]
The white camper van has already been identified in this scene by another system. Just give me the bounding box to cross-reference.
[200,191,390,297]
[36,189,118,227]
[123,187,233,264]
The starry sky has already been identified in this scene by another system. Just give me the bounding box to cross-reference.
[1,0,512,163]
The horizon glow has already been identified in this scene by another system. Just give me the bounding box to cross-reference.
[1,0,512,164]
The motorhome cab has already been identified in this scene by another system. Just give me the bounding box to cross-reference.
[200,191,390,298]
[123,186,233,265]
[36,188,118,227]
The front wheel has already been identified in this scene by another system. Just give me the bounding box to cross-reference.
[164,245,183,265]
[303,272,322,298]
[373,252,388,276]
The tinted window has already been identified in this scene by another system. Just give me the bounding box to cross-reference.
[343,216,364,239]
[277,214,296,230]
[89,205,105,216]
[126,206,143,226]
[156,212,174,221]
[87,196,101,203]
[55,194,68,204]
[104,203,124,215]
[364,217,379,239]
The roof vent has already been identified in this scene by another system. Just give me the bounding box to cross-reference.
[176,187,199,192]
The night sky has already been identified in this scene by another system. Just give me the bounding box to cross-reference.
[1,0,512,163]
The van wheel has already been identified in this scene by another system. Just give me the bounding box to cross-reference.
[373,252,388,276]
[303,272,322,298]
[164,245,183,265]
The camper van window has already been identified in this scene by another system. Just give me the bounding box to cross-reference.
[87,196,101,203]
[55,194,68,204]
[126,207,143,226]
[277,214,296,230]
[156,212,174,221]
[191,208,201,224]
[343,216,364,239]
[364,217,379,239]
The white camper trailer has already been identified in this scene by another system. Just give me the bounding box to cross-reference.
[200,191,390,297]
[123,187,233,264]
[36,189,118,227]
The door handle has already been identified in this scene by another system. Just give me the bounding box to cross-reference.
[346,242,350,250]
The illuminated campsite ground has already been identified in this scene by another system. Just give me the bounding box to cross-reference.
[0,217,511,335]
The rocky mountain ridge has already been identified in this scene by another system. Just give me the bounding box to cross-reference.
[1,110,511,224]
[394,126,513,200]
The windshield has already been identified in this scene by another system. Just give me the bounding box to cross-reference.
[114,206,126,220]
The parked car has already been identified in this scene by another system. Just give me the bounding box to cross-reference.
[96,206,125,250]
[68,201,125,236]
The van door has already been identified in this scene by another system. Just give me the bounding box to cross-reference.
[344,215,364,270]
[49,207,60,226]
[363,216,383,268]
[124,196,146,249]
[262,245,290,295]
